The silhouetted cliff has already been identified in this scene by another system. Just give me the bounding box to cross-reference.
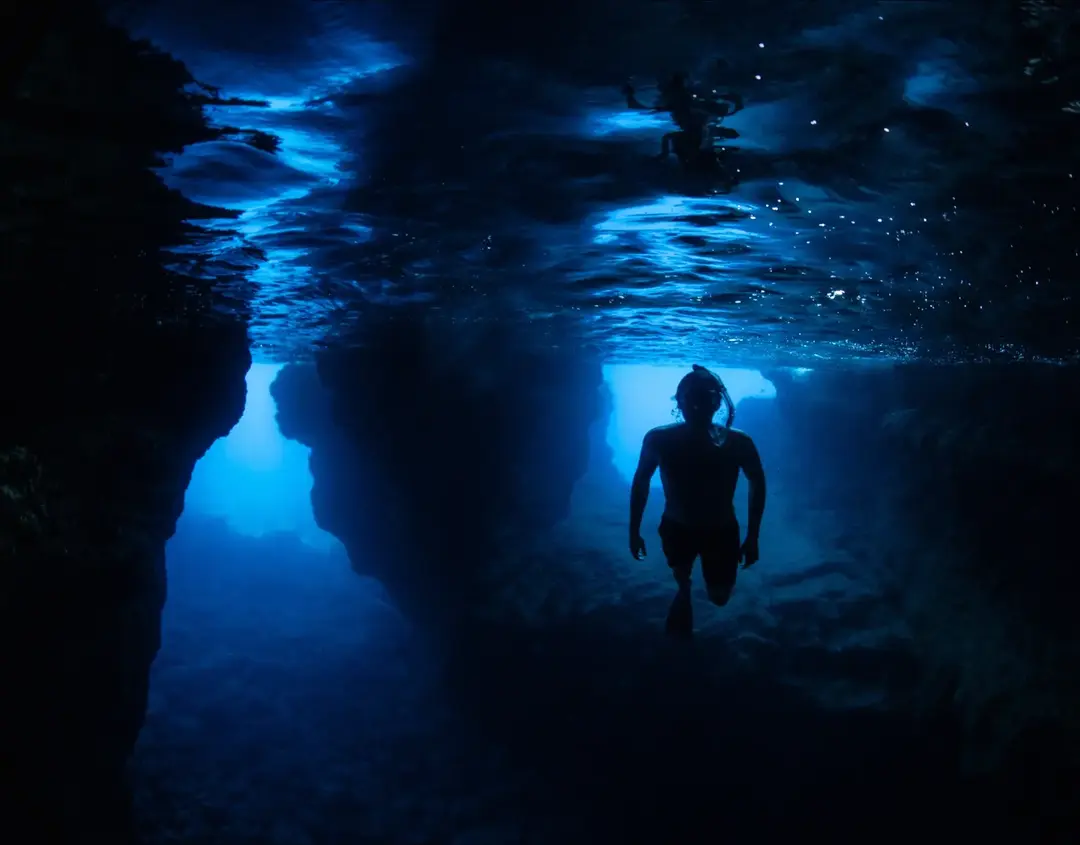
[1,8,251,841]
[752,363,1080,818]
[272,313,607,625]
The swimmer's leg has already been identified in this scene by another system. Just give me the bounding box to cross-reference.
[665,578,693,638]
[658,518,697,638]
[699,521,742,607]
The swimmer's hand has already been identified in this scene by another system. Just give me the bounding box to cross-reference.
[630,533,647,560]
[740,535,759,568]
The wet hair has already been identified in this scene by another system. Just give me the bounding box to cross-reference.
[675,364,735,427]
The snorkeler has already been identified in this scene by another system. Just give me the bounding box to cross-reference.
[628,365,766,637]
[622,72,744,169]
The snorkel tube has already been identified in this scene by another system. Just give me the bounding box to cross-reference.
[720,379,735,428]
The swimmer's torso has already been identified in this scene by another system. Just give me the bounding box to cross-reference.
[651,423,745,527]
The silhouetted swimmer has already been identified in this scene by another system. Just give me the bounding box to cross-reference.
[628,365,766,638]
[622,72,744,171]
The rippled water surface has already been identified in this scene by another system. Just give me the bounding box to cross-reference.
[111,0,1080,364]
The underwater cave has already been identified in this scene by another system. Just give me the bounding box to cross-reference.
[3,1,1080,843]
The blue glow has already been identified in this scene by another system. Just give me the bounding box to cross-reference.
[591,196,776,296]
[587,109,670,135]
[127,16,404,354]
[181,363,340,550]
[603,364,776,483]
[902,58,979,108]
[594,196,759,237]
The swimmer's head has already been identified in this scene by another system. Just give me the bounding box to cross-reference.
[675,364,735,427]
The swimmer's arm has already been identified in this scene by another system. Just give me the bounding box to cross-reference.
[629,430,661,536]
[738,436,766,538]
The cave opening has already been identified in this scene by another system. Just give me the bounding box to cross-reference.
[588,365,825,593]
[140,363,419,836]
[601,364,777,483]
[177,362,339,552]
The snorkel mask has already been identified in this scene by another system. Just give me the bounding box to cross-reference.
[675,364,736,427]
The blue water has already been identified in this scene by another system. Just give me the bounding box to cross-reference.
[105,0,1079,365]
[135,363,935,842]
[183,363,338,550]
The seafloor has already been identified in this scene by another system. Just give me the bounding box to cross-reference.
[136,472,955,845]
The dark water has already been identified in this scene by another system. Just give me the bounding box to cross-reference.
[138,481,1000,844]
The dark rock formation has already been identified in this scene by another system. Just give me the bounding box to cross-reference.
[2,325,249,842]
[272,312,607,625]
[583,377,622,487]
[760,363,1080,820]
[1,10,252,842]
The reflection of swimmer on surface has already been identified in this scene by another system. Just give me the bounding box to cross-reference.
[622,72,743,177]
[628,365,766,638]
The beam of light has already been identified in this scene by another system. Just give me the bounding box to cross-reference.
[181,363,341,551]
[602,364,777,483]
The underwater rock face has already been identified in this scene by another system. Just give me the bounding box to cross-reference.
[272,315,608,624]
[762,364,1080,793]
[1,8,253,841]
[1,326,250,841]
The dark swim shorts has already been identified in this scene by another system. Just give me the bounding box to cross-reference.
[658,517,741,589]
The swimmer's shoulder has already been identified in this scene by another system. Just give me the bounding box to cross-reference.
[725,427,753,444]
[643,422,686,451]
[724,427,760,461]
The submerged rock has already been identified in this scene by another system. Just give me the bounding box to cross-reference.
[272,312,607,625]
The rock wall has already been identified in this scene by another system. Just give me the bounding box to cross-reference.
[2,325,250,841]
[272,313,607,625]
[0,10,252,841]
[755,363,1080,814]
